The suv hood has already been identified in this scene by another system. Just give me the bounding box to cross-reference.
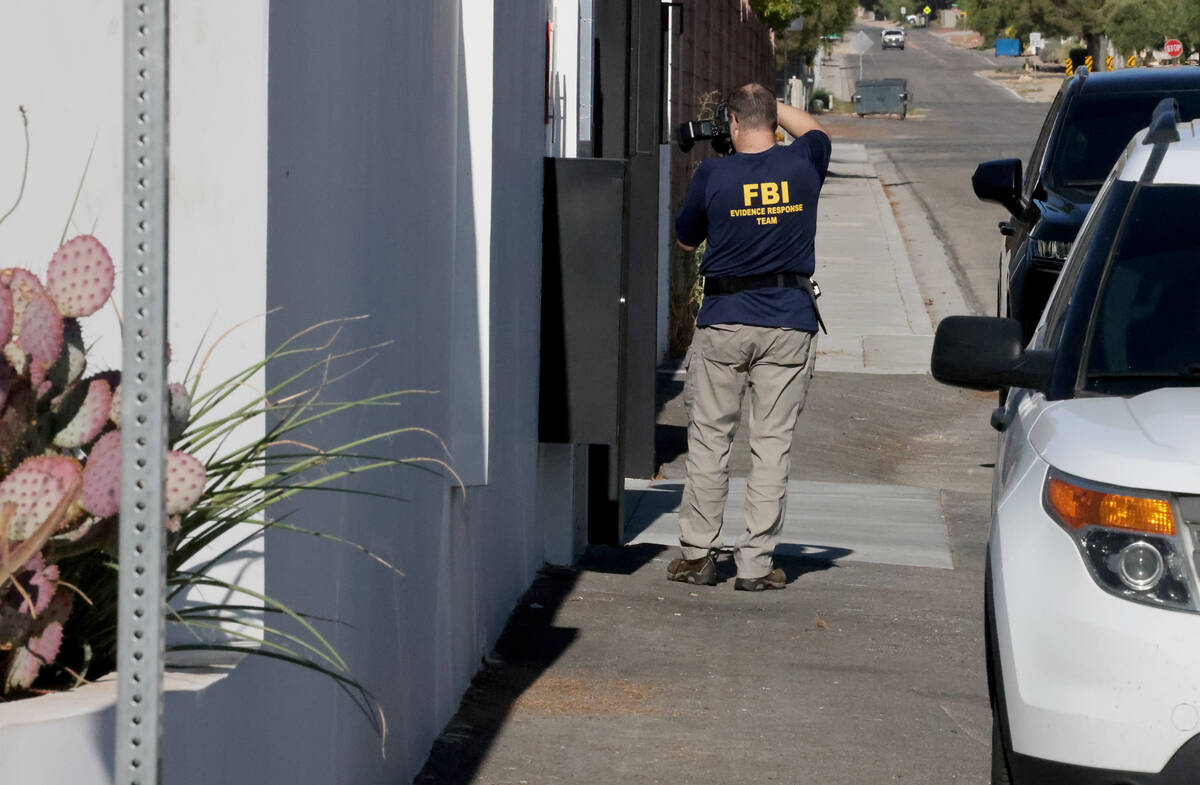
[1029,388,1200,494]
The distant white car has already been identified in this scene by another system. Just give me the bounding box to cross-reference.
[934,101,1200,782]
[882,28,906,50]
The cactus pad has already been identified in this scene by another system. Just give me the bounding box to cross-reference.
[26,619,63,663]
[47,318,86,390]
[5,620,64,692]
[168,382,191,442]
[17,292,63,373]
[0,458,76,542]
[0,285,13,348]
[20,456,82,502]
[1,268,46,334]
[17,553,59,616]
[52,377,112,448]
[3,343,26,376]
[166,451,205,515]
[81,430,121,519]
[46,235,115,318]
[109,382,121,427]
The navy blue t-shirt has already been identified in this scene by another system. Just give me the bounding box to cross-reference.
[676,130,832,331]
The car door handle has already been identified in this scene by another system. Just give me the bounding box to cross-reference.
[998,221,1016,237]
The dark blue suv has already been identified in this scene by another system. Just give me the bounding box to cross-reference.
[972,66,1200,341]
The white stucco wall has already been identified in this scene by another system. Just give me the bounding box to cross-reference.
[0,1,267,407]
[0,1,549,783]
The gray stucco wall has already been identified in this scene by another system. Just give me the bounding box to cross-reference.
[163,2,547,782]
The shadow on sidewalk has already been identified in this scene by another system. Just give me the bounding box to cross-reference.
[412,544,667,784]
[412,564,581,785]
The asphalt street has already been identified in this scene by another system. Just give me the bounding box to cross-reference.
[828,23,1050,315]
[416,24,1058,785]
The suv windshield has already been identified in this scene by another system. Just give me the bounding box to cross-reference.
[1085,185,1200,395]
[1047,92,1200,198]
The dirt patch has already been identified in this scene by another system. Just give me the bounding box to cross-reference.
[513,675,662,716]
[934,29,984,49]
[977,68,1062,102]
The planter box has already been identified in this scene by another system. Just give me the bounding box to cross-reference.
[0,651,242,783]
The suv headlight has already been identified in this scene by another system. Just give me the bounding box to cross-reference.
[1034,239,1072,261]
[1044,471,1195,611]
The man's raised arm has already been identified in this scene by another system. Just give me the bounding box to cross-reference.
[776,102,827,141]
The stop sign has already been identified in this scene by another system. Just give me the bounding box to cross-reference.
[1166,39,1184,58]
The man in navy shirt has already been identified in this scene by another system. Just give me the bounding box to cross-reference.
[667,83,831,591]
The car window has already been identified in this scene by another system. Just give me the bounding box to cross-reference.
[1083,185,1200,395]
[1040,147,1132,350]
[1040,181,1117,350]
[1024,89,1064,200]
[1047,92,1200,199]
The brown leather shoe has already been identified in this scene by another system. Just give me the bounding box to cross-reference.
[666,554,717,586]
[734,568,786,591]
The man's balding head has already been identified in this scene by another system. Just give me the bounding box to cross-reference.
[728,83,777,131]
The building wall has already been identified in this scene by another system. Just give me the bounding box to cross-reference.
[171,1,547,782]
[0,1,550,783]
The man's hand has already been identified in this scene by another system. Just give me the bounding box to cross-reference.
[677,239,696,252]
[776,101,827,140]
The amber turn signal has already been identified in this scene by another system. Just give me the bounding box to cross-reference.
[1046,475,1176,536]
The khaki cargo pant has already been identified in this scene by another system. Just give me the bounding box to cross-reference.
[679,323,816,579]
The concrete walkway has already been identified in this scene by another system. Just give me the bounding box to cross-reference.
[815,143,935,374]
[625,478,952,570]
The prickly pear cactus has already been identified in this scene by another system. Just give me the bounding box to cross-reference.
[52,377,112,449]
[2,268,47,334]
[0,285,13,349]
[45,235,115,318]
[18,292,63,375]
[47,318,86,390]
[166,451,205,514]
[0,457,80,542]
[80,430,121,520]
[0,235,208,695]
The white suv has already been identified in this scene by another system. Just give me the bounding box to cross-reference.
[934,100,1200,782]
[882,28,906,50]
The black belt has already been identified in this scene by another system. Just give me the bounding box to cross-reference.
[703,272,826,333]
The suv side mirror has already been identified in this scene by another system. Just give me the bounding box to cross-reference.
[972,159,1023,217]
[931,316,1052,392]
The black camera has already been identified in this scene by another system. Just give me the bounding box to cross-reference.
[676,101,733,155]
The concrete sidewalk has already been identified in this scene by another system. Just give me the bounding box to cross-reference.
[815,142,935,374]
[414,138,995,784]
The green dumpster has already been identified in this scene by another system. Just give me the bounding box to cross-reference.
[853,78,911,119]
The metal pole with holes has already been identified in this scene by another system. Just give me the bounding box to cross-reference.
[116,0,169,782]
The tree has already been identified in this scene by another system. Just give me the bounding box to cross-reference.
[749,0,805,33]
[1105,0,1171,56]
[1104,0,1200,61]
[960,0,1113,57]
[767,0,858,61]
